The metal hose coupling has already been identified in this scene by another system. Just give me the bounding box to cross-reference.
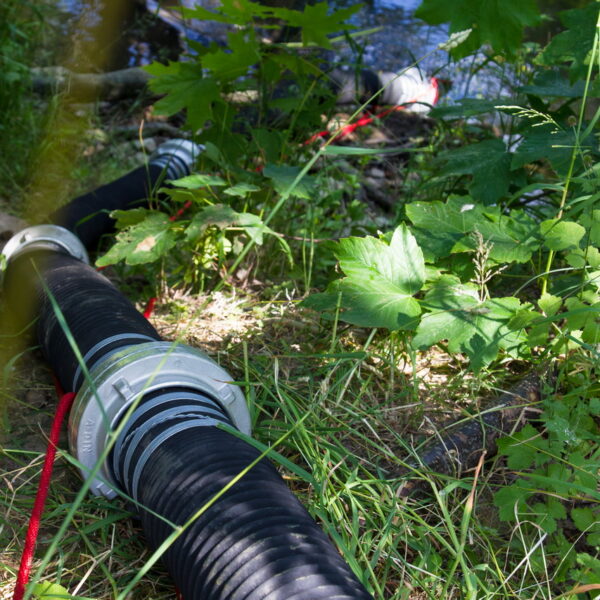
[149,139,204,180]
[68,341,251,498]
[0,224,89,283]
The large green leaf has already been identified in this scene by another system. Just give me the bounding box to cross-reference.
[415,0,540,59]
[406,197,540,263]
[275,2,360,48]
[536,3,600,81]
[335,225,425,296]
[413,276,524,370]
[439,139,512,205]
[96,212,177,266]
[144,61,221,131]
[320,278,422,330]
[304,224,425,330]
[540,219,586,251]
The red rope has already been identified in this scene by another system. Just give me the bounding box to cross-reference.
[169,200,193,222]
[12,287,157,600]
[307,76,440,144]
[13,391,76,600]
[142,296,157,319]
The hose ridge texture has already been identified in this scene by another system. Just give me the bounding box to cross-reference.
[5,251,160,390]
[125,426,371,600]
[49,164,165,250]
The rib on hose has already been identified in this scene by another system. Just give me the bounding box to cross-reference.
[3,249,372,599]
[113,425,371,600]
[3,250,160,389]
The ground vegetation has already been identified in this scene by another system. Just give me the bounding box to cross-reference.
[0,1,599,599]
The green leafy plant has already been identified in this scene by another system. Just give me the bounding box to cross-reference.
[415,0,541,59]
[97,0,365,288]
[304,224,425,330]
[302,4,600,595]
[494,372,600,583]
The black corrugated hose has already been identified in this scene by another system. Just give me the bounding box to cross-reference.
[3,143,373,599]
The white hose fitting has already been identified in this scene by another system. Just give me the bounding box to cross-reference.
[149,138,204,180]
[0,224,89,284]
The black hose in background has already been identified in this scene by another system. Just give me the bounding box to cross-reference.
[49,164,165,250]
[330,69,383,105]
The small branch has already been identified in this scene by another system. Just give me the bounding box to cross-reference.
[31,66,152,101]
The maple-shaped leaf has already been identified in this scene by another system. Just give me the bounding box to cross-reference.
[144,61,221,131]
[413,276,524,371]
[180,0,274,25]
[415,0,540,59]
[96,212,177,266]
[536,3,600,81]
[493,480,531,521]
[497,424,550,470]
[303,224,425,330]
[276,2,360,48]
[202,31,261,82]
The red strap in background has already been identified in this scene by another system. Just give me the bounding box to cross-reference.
[307,76,440,144]
[169,200,193,222]
[13,392,76,600]
[143,296,157,319]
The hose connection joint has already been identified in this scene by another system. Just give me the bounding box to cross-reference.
[149,139,204,180]
[1,224,89,274]
[68,341,250,497]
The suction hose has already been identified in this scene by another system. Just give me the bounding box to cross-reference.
[2,142,372,599]
[49,139,200,249]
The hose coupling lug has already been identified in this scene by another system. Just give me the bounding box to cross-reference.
[69,341,251,498]
[1,225,89,278]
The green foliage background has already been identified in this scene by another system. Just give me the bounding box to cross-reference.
[1,0,599,598]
